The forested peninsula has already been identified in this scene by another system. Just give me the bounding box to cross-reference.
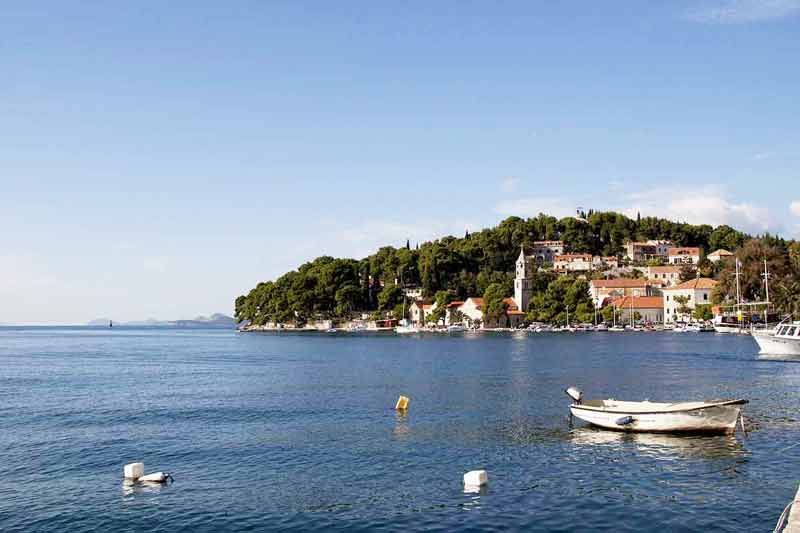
[234,211,800,326]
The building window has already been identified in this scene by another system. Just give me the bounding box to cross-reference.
[703,294,708,301]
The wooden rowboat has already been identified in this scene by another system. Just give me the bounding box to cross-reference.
[565,387,748,434]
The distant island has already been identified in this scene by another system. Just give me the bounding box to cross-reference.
[87,313,236,328]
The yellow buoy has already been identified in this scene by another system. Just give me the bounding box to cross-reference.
[395,395,409,411]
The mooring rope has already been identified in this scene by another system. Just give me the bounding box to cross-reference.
[773,500,795,533]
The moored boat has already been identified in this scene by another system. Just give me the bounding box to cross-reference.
[565,387,747,434]
[753,321,800,355]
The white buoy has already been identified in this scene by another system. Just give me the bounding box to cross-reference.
[138,472,169,483]
[124,462,144,480]
[463,470,488,487]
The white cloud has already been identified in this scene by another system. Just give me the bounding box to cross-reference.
[790,200,800,217]
[751,151,775,161]
[494,196,575,219]
[331,218,479,259]
[0,254,58,294]
[142,256,170,272]
[619,185,781,235]
[501,177,520,193]
[687,0,800,23]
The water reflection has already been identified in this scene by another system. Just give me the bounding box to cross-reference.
[496,418,572,445]
[758,353,800,363]
[569,427,746,461]
[392,411,411,440]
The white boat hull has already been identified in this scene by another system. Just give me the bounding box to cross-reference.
[714,324,746,334]
[753,331,800,355]
[570,401,745,433]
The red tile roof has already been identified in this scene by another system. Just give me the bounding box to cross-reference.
[667,247,701,255]
[503,297,519,311]
[664,278,717,290]
[590,279,650,289]
[648,266,681,273]
[708,249,733,257]
[612,296,664,309]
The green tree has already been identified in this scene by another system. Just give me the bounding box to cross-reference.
[692,304,713,321]
[713,239,788,306]
[674,295,691,319]
[377,284,403,312]
[392,303,407,321]
[678,263,697,282]
[601,304,616,324]
[450,308,466,325]
[483,283,509,326]
[697,258,715,278]
[335,284,362,317]
[709,225,746,252]
[427,290,454,325]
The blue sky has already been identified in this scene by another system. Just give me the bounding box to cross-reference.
[1,1,799,324]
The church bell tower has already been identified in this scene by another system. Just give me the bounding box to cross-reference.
[514,245,533,313]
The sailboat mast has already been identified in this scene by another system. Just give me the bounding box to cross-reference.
[763,259,770,326]
[735,258,742,325]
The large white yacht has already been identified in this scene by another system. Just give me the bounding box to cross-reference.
[753,321,800,355]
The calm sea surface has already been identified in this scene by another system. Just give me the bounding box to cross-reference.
[1,327,799,532]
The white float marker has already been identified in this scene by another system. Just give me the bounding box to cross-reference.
[463,469,488,490]
[124,462,144,481]
[123,462,173,484]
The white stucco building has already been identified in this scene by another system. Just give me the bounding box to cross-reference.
[554,253,593,272]
[708,249,734,263]
[530,240,565,263]
[589,278,657,308]
[612,296,664,324]
[662,278,717,322]
[646,265,682,287]
[667,247,702,265]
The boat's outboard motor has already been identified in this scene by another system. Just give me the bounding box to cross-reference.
[565,387,583,404]
[615,416,635,426]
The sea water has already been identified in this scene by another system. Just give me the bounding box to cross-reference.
[1,327,798,531]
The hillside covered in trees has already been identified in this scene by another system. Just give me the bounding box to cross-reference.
[234,211,800,325]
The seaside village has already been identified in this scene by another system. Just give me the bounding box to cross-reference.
[400,240,725,332]
[247,240,737,333]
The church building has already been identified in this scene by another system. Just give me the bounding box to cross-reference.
[514,246,535,313]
